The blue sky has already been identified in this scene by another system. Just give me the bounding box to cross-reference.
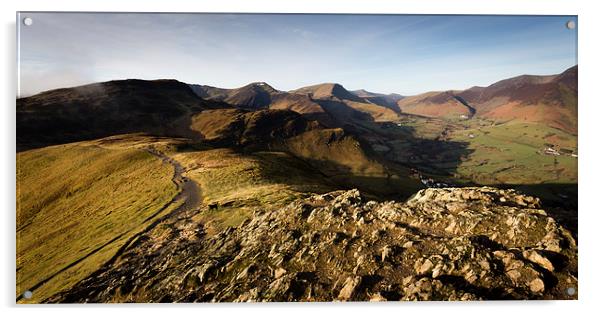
[18,13,577,97]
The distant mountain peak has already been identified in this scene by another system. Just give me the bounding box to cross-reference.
[290,82,363,102]
[245,82,279,93]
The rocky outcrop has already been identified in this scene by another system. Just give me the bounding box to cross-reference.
[50,187,577,302]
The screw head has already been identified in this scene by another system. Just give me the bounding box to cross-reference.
[566,287,576,296]
[566,20,576,30]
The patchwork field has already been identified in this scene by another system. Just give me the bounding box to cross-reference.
[450,122,577,185]
[352,116,577,211]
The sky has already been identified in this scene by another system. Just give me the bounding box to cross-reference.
[17,13,577,97]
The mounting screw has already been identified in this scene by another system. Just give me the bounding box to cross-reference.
[566,20,576,30]
[566,287,576,296]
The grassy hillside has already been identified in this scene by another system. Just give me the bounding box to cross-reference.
[189,108,321,148]
[164,127,422,234]
[16,141,178,302]
[282,128,421,197]
[343,100,401,122]
[170,147,335,234]
[396,91,472,119]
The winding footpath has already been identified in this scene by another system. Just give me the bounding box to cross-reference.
[18,146,201,302]
[145,146,201,218]
[84,145,202,270]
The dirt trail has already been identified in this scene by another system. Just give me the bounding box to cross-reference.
[18,146,201,302]
[145,146,200,216]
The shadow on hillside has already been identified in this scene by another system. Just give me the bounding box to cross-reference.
[18,94,577,237]
[400,137,475,177]
[173,121,473,202]
[175,140,577,237]
[16,113,205,152]
[313,99,375,122]
[307,99,477,178]
[173,140,420,199]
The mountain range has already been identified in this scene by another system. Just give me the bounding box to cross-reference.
[17,65,578,193]
[18,66,577,148]
[189,66,577,134]
[397,66,577,133]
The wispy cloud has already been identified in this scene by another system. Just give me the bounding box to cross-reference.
[18,13,577,96]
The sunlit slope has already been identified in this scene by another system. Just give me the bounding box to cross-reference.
[396,66,578,134]
[16,142,178,302]
[170,147,335,233]
[168,137,421,234]
[396,91,472,119]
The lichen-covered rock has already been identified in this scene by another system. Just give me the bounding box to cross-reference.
[49,187,578,302]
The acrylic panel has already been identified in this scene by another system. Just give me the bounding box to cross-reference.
[16,12,578,303]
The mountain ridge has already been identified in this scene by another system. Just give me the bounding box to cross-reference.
[397,66,577,133]
[17,79,213,150]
